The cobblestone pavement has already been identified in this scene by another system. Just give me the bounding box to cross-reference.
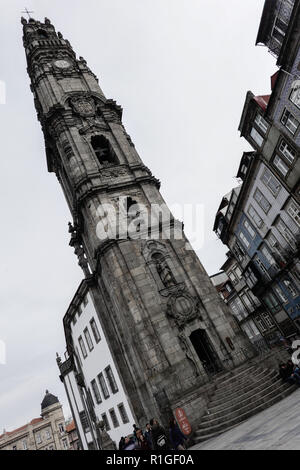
[190,389,300,450]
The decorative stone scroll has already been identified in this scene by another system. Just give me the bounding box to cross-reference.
[70,95,95,117]
[167,289,200,329]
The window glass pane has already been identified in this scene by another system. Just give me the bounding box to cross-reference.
[78,336,87,359]
[98,373,110,399]
[239,231,250,248]
[261,168,281,196]
[290,85,300,108]
[255,114,268,134]
[254,189,271,213]
[84,328,94,352]
[277,219,296,247]
[273,155,289,176]
[281,108,299,134]
[244,220,256,238]
[283,278,298,297]
[248,205,263,227]
[91,379,102,404]
[118,403,129,424]
[250,127,263,147]
[278,140,296,164]
[105,366,119,394]
[287,200,300,227]
[90,318,101,343]
[109,408,119,428]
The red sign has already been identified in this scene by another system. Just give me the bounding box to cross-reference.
[175,407,192,436]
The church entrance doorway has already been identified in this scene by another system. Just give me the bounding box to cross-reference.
[189,329,222,375]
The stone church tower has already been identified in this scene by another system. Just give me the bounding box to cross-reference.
[22,17,253,428]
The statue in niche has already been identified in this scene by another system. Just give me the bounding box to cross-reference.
[154,255,176,288]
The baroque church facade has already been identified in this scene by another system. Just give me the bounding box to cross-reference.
[22,17,253,429]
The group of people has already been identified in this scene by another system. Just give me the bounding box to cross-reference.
[278,359,300,386]
[118,418,188,451]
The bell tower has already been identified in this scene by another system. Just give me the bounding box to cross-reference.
[22,17,253,427]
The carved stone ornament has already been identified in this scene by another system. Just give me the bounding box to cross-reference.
[70,96,95,117]
[167,289,200,329]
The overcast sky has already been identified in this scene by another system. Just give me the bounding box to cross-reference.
[0,0,276,432]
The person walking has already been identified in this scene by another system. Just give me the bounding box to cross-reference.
[169,418,187,450]
[135,429,151,450]
[144,423,153,450]
[149,418,170,450]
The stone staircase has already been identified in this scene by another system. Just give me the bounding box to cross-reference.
[194,363,297,444]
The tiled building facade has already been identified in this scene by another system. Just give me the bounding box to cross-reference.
[214,0,300,346]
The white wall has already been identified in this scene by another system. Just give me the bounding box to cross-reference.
[70,292,135,445]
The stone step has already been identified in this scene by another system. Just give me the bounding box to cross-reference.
[208,372,280,412]
[212,363,254,384]
[212,367,267,397]
[193,424,239,444]
[195,383,296,439]
[200,381,293,426]
[210,369,278,405]
[216,366,261,388]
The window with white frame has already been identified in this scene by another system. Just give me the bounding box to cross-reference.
[255,113,269,134]
[254,188,271,213]
[272,17,288,44]
[58,423,64,434]
[290,85,300,109]
[250,128,264,147]
[78,336,87,359]
[278,139,296,164]
[232,241,246,262]
[36,433,42,444]
[261,168,281,196]
[228,272,238,285]
[244,219,256,238]
[274,285,288,303]
[262,313,275,328]
[255,316,267,333]
[244,266,258,289]
[281,108,299,135]
[277,219,296,247]
[287,200,300,227]
[234,266,242,279]
[254,255,270,279]
[239,231,250,248]
[273,155,289,177]
[248,205,263,228]
[283,278,298,297]
[23,440,28,450]
[84,327,94,352]
[241,293,253,311]
[261,245,277,267]
[242,323,253,339]
[263,292,280,313]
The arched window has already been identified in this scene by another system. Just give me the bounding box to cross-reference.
[91,135,118,166]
